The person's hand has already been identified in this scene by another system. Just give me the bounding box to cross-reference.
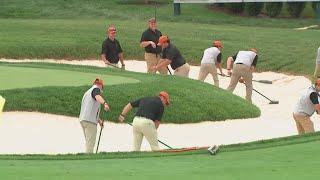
[227,69,232,76]
[150,41,156,48]
[150,65,158,72]
[314,73,320,78]
[98,119,104,129]
[121,64,125,70]
[104,60,110,65]
[103,103,110,111]
[220,72,226,77]
[239,78,244,83]
[119,114,125,122]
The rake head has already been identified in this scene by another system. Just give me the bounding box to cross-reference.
[269,101,279,104]
[207,145,219,155]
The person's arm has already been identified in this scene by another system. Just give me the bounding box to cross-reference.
[154,120,160,129]
[314,64,320,78]
[101,54,110,65]
[310,92,320,114]
[95,94,109,111]
[226,57,234,75]
[119,103,133,122]
[140,41,156,48]
[118,52,125,67]
[250,55,258,72]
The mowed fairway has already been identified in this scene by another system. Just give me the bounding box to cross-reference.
[0,65,139,90]
[0,141,319,180]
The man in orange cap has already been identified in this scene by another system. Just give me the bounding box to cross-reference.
[101,26,125,69]
[140,18,167,74]
[150,35,190,77]
[293,78,320,135]
[79,78,110,153]
[198,41,225,87]
[226,49,259,102]
[119,91,170,151]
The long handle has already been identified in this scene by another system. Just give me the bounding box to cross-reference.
[125,121,173,149]
[95,126,103,153]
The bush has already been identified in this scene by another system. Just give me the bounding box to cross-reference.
[265,2,283,17]
[245,2,264,16]
[286,2,306,18]
[312,1,320,14]
[225,3,245,13]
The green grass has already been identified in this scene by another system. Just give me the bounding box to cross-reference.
[0,62,260,123]
[0,66,139,90]
[1,132,320,179]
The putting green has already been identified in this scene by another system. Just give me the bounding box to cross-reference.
[0,66,140,90]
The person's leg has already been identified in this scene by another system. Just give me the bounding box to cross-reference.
[209,64,219,87]
[140,119,160,151]
[132,117,144,151]
[174,63,190,77]
[145,53,158,73]
[226,64,241,92]
[293,114,305,135]
[198,64,209,81]
[81,121,98,153]
[240,66,253,102]
[297,115,315,134]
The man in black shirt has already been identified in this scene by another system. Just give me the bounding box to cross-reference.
[101,26,125,69]
[140,18,167,74]
[119,91,170,151]
[150,36,190,77]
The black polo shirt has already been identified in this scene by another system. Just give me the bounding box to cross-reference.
[162,43,186,70]
[101,38,123,63]
[140,28,162,54]
[130,96,164,121]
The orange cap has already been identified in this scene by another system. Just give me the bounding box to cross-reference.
[159,91,170,105]
[107,26,116,33]
[93,78,104,87]
[157,36,169,46]
[315,78,320,85]
[213,41,223,48]
[250,48,257,54]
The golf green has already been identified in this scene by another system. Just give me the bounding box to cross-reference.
[0,66,140,90]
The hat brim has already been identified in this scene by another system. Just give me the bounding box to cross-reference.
[157,42,162,46]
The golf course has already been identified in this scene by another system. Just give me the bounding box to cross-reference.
[0,0,320,179]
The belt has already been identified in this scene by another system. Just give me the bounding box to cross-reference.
[235,63,244,64]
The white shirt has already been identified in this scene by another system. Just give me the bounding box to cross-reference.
[200,47,221,64]
[234,51,257,67]
[316,47,320,64]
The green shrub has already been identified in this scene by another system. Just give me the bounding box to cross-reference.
[265,2,283,18]
[225,3,245,13]
[286,2,306,18]
[245,2,264,16]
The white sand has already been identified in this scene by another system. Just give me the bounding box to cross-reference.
[0,59,319,154]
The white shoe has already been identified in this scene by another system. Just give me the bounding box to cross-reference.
[207,145,219,155]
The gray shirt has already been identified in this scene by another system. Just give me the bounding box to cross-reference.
[79,85,102,124]
[316,47,320,64]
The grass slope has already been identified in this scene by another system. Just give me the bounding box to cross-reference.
[0,62,260,123]
[1,132,320,179]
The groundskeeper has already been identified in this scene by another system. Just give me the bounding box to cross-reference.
[198,40,225,87]
[313,47,320,78]
[226,49,258,102]
[293,78,320,135]
[140,17,167,74]
[79,78,110,153]
[150,36,190,77]
[101,26,125,69]
[118,91,170,151]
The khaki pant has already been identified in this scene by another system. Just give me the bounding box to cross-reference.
[132,116,160,151]
[145,53,167,74]
[293,113,315,135]
[80,121,98,153]
[198,63,219,87]
[174,63,190,78]
[226,64,253,102]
